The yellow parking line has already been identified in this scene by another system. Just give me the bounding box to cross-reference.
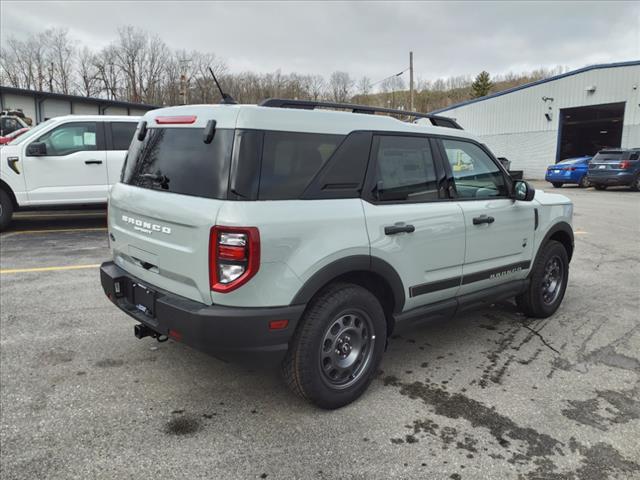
[0,264,100,274]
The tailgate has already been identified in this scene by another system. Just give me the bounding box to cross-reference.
[109,184,221,305]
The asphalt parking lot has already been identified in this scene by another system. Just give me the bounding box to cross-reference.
[1,183,639,480]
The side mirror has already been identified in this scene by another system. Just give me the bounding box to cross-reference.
[27,142,47,156]
[514,180,535,201]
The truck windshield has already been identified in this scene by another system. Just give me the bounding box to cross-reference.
[121,127,234,199]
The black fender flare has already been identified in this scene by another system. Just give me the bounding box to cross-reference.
[290,255,406,313]
[531,221,574,275]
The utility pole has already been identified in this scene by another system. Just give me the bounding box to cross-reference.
[409,51,414,112]
[179,57,190,105]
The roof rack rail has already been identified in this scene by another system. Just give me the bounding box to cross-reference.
[259,98,463,130]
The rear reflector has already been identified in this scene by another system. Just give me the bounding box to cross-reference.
[619,161,632,169]
[155,115,197,125]
[269,320,289,330]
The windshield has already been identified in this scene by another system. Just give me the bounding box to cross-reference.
[8,118,57,145]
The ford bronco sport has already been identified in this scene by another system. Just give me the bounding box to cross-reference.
[100,99,574,409]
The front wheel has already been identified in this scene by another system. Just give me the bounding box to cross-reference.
[578,175,591,188]
[516,240,569,318]
[552,183,563,188]
[282,283,387,409]
[0,189,14,232]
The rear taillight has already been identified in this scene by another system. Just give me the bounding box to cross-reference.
[567,167,576,171]
[619,161,632,169]
[209,226,260,293]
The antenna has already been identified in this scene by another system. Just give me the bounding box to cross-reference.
[208,67,237,105]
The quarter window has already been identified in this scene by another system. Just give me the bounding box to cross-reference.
[442,139,508,198]
[258,131,344,200]
[110,122,137,150]
[372,135,439,202]
[35,122,98,156]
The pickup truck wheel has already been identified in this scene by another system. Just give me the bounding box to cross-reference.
[552,183,563,188]
[282,283,386,409]
[516,240,568,318]
[0,189,14,231]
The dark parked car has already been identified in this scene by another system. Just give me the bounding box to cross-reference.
[587,148,640,191]
[545,156,592,188]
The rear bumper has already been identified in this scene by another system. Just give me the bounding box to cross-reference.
[545,172,581,183]
[100,261,304,362]
[587,172,634,186]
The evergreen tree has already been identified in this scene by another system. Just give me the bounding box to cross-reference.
[471,71,493,98]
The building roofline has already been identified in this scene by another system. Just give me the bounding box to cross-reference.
[429,60,640,114]
[0,85,159,110]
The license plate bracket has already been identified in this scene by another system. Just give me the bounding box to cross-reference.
[133,283,156,317]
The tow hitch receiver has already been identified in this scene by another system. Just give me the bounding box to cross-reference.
[134,324,168,342]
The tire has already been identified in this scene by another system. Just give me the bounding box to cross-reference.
[0,189,14,232]
[594,184,607,191]
[630,175,640,192]
[516,240,569,318]
[552,183,563,188]
[578,175,591,188]
[282,282,387,409]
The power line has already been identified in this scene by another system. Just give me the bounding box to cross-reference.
[371,67,410,87]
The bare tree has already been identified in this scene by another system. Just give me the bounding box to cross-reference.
[49,28,75,94]
[328,71,353,103]
[77,47,99,97]
[356,76,372,96]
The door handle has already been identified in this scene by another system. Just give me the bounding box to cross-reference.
[384,224,415,235]
[85,160,103,165]
[473,215,495,225]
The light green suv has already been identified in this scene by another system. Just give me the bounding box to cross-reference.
[101,99,574,409]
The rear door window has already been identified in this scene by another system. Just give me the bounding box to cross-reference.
[121,127,233,199]
[110,122,137,150]
[371,135,440,202]
[258,131,344,200]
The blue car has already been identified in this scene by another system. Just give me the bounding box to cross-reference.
[545,156,592,188]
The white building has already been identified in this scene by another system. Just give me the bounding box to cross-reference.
[430,61,640,179]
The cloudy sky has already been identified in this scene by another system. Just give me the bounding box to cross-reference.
[1,1,639,82]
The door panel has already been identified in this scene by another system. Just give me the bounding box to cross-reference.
[363,134,465,312]
[438,137,535,294]
[363,201,465,311]
[23,121,108,204]
[457,199,534,294]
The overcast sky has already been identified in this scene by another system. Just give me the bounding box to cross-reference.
[1,1,639,83]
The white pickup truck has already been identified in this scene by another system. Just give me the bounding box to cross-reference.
[0,115,139,230]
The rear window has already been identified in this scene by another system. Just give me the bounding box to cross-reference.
[121,127,233,199]
[258,131,344,200]
[592,151,624,162]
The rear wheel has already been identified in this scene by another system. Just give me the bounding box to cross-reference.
[282,283,386,409]
[594,184,607,191]
[578,175,591,188]
[0,189,14,232]
[552,183,563,188]
[630,175,640,191]
[516,240,569,318]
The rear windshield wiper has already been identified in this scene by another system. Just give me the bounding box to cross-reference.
[140,173,170,189]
